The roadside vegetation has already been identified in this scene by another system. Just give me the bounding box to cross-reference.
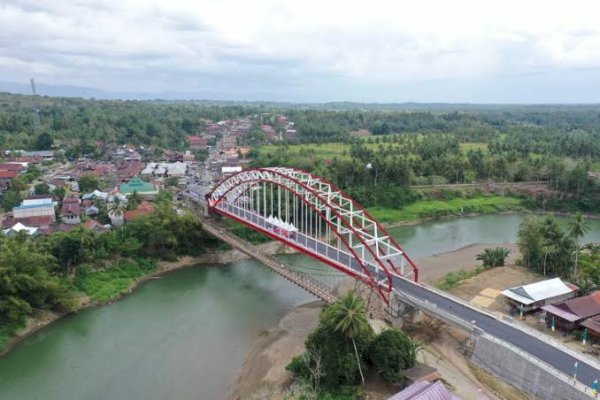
[517,213,600,293]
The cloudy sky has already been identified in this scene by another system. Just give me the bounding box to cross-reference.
[2,0,600,102]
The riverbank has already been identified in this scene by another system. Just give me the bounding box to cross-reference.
[0,240,297,357]
[229,241,523,399]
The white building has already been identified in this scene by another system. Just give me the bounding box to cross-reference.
[13,198,56,221]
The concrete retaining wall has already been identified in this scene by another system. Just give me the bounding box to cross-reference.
[471,336,591,400]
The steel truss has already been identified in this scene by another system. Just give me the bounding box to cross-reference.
[206,167,419,303]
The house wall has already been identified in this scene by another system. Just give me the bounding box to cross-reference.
[13,206,55,220]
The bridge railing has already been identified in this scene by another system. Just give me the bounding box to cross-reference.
[417,279,600,372]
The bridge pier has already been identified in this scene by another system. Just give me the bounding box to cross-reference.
[386,295,424,328]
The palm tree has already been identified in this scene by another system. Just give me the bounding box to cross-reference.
[569,213,590,278]
[107,197,125,226]
[325,291,370,386]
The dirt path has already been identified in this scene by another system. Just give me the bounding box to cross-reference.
[416,243,520,284]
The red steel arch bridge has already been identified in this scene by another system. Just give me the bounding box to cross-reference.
[206,167,419,304]
[201,166,600,394]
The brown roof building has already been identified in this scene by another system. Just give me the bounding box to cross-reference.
[542,291,600,331]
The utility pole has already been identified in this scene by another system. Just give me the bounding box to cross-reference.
[30,78,41,134]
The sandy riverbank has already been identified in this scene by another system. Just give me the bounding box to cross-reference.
[1,240,297,357]
[228,241,523,399]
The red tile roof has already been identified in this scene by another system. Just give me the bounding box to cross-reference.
[0,170,19,179]
[0,163,24,171]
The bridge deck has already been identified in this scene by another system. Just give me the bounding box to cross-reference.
[201,220,337,304]
[203,202,600,394]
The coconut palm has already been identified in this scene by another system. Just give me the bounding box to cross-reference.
[570,213,590,278]
[107,197,125,226]
[324,291,370,386]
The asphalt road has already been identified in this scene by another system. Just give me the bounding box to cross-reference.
[218,202,600,388]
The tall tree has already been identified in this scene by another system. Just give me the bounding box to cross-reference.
[322,291,370,386]
[569,213,590,278]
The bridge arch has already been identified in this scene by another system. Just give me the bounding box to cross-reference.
[206,167,419,303]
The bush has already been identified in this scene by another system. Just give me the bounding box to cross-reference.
[476,247,511,268]
[369,329,418,384]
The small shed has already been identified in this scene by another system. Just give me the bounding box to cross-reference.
[501,278,578,312]
[403,364,441,384]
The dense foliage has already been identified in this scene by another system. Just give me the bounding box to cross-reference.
[287,291,419,398]
[0,198,217,350]
[369,329,418,384]
[517,214,600,293]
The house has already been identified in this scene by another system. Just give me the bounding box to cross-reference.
[0,163,25,172]
[22,150,55,160]
[221,166,242,175]
[119,177,158,196]
[502,278,578,312]
[542,291,600,331]
[82,190,109,202]
[581,315,600,342]
[402,364,442,384]
[2,222,39,236]
[60,196,82,224]
[261,125,278,140]
[182,151,195,163]
[12,198,56,224]
[285,129,297,140]
[388,381,460,400]
[188,135,208,150]
[275,115,288,126]
[61,203,81,224]
[220,136,238,151]
[0,170,19,184]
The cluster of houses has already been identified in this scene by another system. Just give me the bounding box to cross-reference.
[502,277,600,341]
[261,114,296,141]
[1,173,160,235]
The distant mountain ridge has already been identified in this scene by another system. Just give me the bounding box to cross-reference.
[1,81,599,111]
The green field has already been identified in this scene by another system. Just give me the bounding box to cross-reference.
[74,260,157,303]
[367,195,525,223]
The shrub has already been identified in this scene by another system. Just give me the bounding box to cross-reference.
[369,329,419,384]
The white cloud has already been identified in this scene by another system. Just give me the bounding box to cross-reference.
[2,0,600,101]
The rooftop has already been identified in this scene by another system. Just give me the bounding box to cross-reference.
[502,278,577,305]
[388,381,460,400]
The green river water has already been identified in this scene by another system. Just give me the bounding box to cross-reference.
[2,214,600,400]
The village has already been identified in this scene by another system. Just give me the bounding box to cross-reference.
[0,114,296,236]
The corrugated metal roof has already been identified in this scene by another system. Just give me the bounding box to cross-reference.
[541,304,581,322]
[502,278,574,305]
[388,381,460,400]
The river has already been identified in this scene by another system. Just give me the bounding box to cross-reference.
[2,214,600,400]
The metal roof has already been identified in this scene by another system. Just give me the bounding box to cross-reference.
[502,278,574,305]
[388,381,460,400]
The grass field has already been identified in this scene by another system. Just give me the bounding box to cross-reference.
[367,195,525,223]
[74,259,157,303]
[437,267,485,290]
